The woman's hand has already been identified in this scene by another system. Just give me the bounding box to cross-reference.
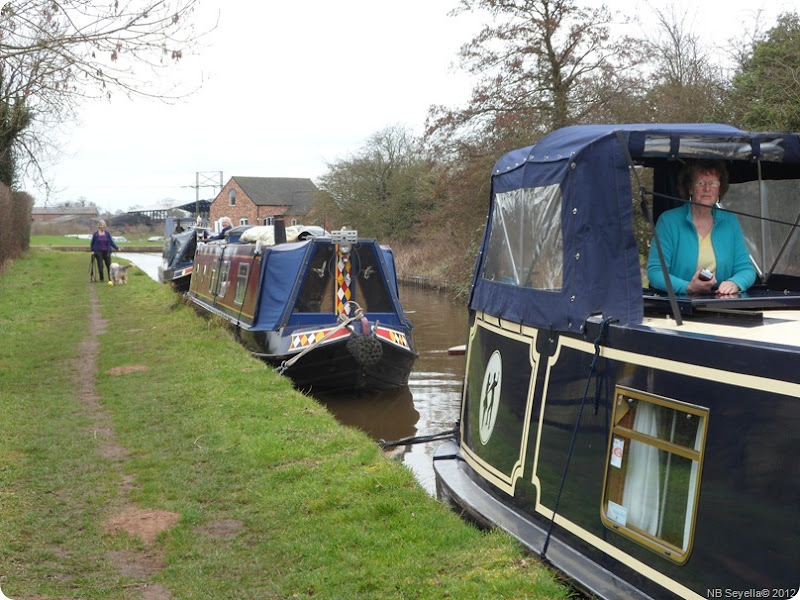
[686,270,716,294]
[716,280,741,296]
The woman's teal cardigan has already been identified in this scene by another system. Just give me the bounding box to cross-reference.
[646,203,756,294]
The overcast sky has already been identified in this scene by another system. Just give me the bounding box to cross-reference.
[26,0,797,214]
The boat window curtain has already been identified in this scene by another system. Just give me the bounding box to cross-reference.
[622,401,661,535]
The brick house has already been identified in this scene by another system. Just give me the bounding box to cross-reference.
[209,177,320,229]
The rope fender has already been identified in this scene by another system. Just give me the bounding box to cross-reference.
[346,313,383,367]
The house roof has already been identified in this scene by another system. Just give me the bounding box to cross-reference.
[127,199,213,214]
[231,177,318,215]
[32,206,99,216]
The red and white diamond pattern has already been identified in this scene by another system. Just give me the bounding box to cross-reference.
[335,248,351,315]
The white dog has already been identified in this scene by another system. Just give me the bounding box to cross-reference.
[109,262,134,285]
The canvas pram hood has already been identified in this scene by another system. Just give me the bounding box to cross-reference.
[469,123,800,333]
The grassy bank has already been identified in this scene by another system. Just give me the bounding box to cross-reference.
[30,235,165,248]
[0,249,572,600]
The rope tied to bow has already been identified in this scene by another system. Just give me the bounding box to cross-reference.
[275,301,366,375]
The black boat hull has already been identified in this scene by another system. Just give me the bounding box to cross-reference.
[244,331,417,392]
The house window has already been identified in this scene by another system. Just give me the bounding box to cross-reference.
[239,217,248,226]
[228,188,236,206]
[266,216,274,226]
[291,218,298,226]
[601,386,708,564]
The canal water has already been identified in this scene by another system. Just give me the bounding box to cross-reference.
[120,253,469,495]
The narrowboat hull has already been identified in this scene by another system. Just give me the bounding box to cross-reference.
[435,310,800,600]
[186,228,417,392]
[243,328,417,391]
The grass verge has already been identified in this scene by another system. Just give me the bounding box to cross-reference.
[0,249,573,600]
[29,235,164,248]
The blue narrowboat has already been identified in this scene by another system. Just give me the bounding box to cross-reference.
[186,227,417,392]
[433,124,800,599]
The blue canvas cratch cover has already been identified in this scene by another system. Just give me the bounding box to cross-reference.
[251,238,410,332]
[470,123,800,333]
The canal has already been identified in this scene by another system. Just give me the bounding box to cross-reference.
[120,252,468,495]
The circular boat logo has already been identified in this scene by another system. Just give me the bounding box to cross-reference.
[479,350,502,445]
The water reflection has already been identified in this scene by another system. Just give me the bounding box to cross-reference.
[316,385,419,442]
[316,284,469,495]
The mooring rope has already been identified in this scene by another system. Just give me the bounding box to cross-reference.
[541,317,614,560]
[379,428,459,449]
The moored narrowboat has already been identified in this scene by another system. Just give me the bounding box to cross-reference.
[186,226,417,392]
[158,227,207,291]
[433,124,800,599]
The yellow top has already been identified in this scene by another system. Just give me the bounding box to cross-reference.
[697,232,717,273]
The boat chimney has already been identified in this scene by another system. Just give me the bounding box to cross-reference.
[274,216,287,244]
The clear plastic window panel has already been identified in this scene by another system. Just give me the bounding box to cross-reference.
[482,185,563,290]
[723,179,800,278]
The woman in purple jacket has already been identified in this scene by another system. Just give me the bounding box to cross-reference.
[90,220,119,282]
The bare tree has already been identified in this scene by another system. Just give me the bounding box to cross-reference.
[316,126,437,241]
[426,0,648,148]
[0,0,210,187]
[639,6,726,122]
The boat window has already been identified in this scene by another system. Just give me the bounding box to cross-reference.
[481,185,563,290]
[209,262,218,294]
[295,246,335,313]
[601,386,708,564]
[234,262,249,305]
[219,260,230,298]
[353,247,394,313]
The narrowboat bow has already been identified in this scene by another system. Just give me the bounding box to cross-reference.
[186,227,417,392]
[434,124,799,599]
[158,228,208,291]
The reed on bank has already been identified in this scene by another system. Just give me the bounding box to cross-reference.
[0,249,573,600]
